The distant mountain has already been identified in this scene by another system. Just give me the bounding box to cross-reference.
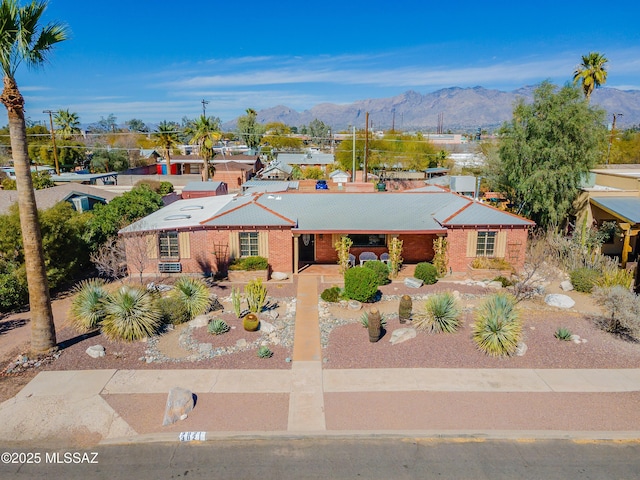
[223,86,640,132]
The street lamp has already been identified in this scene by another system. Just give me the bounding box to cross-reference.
[42,110,60,175]
[606,112,623,165]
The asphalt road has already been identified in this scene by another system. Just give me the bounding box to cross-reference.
[1,437,639,479]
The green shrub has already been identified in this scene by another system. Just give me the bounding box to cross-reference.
[229,256,268,271]
[363,260,390,285]
[493,276,514,287]
[208,318,230,335]
[472,293,522,356]
[554,327,572,341]
[414,262,438,285]
[413,291,461,333]
[470,257,514,270]
[321,286,342,302]
[158,181,174,195]
[0,272,28,313]
[344,267,379,303]
[257,346,273,358]
[569,267,602,293]
[170,276,211,321]
[68,278,109,332]
[100,285,163,341]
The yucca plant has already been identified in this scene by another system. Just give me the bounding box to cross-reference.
[68,279,109,332]
[208,318,230,335]
[413,292,461,333]
[100,285,163,341]
[170,276,211,321]
[245,278,267,313]
[257,345,273,358]
[554,327,572,341]
[472,293,522,357]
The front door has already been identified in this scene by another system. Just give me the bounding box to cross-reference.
[298,234,315,263]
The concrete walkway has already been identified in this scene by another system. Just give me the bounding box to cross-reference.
[2,275,640,444]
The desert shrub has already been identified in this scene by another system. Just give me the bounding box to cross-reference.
[245,278,267,313]
[554,327,572,341]
[472,293,522,356]
[344,267,379,303]
[68,278,109,332]
[592,286,640,337]
[257,346,273,358]
[158,181,174,195]
[569,267,602,293]
[594,263,634,290]
[170,276,211,321]
[413,292,461,333]
[321,286,342,303]
[208,318,230,335]
[493,276,514,287]
[414,262,438,285]
[363,260,390,285]
[0,271,28,313]
[229,256,268,271]
[157,296,189,325]
[100,285,163,341]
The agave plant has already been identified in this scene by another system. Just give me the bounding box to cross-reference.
[413,291,461,333]
[208,318,230,335]
[472,293,522,357]
[257,345,273,358]
[100,285,163,341]
[170,276,211,321]
[68,279,109,332]
[554,327,572,341]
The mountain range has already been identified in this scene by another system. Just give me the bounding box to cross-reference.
[223,86,640,132]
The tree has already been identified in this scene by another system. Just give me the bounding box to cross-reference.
[125,118,148,133]
[91,113,118,133]
[54,109,80,139]
[491,81,606,230]
[573,52,608,101]
[307,118,330,148]
[153,120,179,175]
[236,108,264,150]
[261,122,303,154]
[185,115,221,181]
[90,147,128,172]
[0,0,67,354]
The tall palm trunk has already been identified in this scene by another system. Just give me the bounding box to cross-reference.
[1,75,56,354]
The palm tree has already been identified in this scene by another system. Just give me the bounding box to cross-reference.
[0,0,67,354]
[185,115,221,181]
[53,108,80,139]
[573,52,608,101]
[153,120,179,175]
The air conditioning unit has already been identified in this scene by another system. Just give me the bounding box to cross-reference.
[158,262,182,273]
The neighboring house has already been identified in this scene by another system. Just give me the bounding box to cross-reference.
[277,153,335,172]
[258,161,294,180]
[163,155,261,187]
[577,168,640,267]
[119,189,533,277]
[329,169,350,184]
[181,181,228,199]
[0,183,118,215]
[241,180,299,194]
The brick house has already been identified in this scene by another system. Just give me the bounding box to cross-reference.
[119,187,534,277]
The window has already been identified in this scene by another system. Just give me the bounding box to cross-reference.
[239,232,259,257]
[348,234,386,247]
[159,231,179,259]
[476,231,496,257]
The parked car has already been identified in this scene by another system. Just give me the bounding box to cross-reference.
[315,180,328,190]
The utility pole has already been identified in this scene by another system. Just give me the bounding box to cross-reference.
[201,99,209,117]
[364,112,369,183]
[391,109,395,132]
[352,125,356,182]
[43,110,60,175]
[606,112,623,165]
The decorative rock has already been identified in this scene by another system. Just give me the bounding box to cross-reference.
[163,387,194,426]
[487,281,503,289]
[560,280,574,292]
[86,345,105,358]
[544,294,575,309]
[271,271,289,281]
[198,343,213,355]
[515,342,528,356]
[189,315,210,328]
[263,310,279,321]
[389,328,417,345]
[348,300,362,310]
[404,277,423,288]
[260,321,276,334]
[236,339,248,348]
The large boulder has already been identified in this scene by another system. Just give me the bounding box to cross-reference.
[271,271,289,281]
[404,277,423,288]
[544,294,575,309]
[86,345,105,358]
[560,280,574,292]
[163,387,195,426]
[389,328,417,345]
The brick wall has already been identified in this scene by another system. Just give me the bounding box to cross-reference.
[268,229,294,273]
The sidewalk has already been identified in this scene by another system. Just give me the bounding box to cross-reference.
[1,275,640,445]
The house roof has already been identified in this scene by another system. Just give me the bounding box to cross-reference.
[0,183,118,215]
[121,190,534,234]
[329,169,349,178]
[242,180,299,192]
[277,153,335,165]
[590,196,640,224]
[182,181,225,192]
[261,162,293,175]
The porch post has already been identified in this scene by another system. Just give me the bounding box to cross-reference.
[293,233,300,274]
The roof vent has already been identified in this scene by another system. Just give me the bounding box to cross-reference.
[164,214,191,221]
[180,205,204,211]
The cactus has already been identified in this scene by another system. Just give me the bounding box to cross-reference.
[245,278,267,313]
[231,286,242,318]
[367,308,381,342]
[399,295,412,324]
[243,313,260,332]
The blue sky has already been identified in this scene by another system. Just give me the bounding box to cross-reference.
[17,0,640,128]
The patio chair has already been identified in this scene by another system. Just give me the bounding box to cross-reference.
[348,253,356,268]
[380,252,390,265]
[359,251,378,266]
